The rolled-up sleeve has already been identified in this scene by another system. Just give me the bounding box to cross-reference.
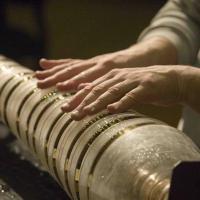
[138,0,200,64]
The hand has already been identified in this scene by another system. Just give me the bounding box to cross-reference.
[36,50,143,90]
[62,65,189,120]
[36,37,177,91]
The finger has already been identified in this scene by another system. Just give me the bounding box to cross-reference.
[76,69,117,91]
[62,77,119,112]
[37,62,94,89]
[37,60,93,80]
[61,85,93,112]
[62,71,122,113]
[107,86,145,113]
[90,69,117,86]
[56,64,109,91]
[36,59,84,79]
[70,108,86,121]
[40,58,83,69]
[64,78,121,121]
[83,80,138,114]
[39,58,79,69]
[78,78,121,107]
[77,83,90,90]
[36,63,68,79]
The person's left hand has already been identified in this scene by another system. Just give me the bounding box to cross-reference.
[62,65,188,120]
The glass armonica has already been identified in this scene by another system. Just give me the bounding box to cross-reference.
[0,57,200,200]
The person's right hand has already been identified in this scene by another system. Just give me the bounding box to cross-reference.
[36,37,177,91]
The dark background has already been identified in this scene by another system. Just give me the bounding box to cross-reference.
[0,0,166,64]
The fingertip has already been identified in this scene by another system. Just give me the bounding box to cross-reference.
[70,110,85,121]
[37,81,43,89]
[61,106,66,113]
[56,82,67,91]
[39,58,54,69]
[35,71,43,78]
[61,103,71,112]
[77,84,85,90]
[39,58,47,66]
[57,81,76,91]
[83,106,97,115]
[107,104,118,113]
[61,106,68,113]
[77,83,90,90]
[56,82,62,87]
[37,80,47,89]
[40,58,47,62]
[83,106,91,114]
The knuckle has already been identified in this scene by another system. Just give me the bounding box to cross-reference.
[117,73,126,80]
[66,66,73,72]
[54,70,64,78]
[63,67,73,74]
[70,75,80,82]
[94,98,102,104]
[45,68,52,73]
[54,64,65,70]
[125,92,135,100]
[42,71,50,76]
[107,87,120,95]
[91,85,104,95]
[141,73,155,86]
[83,85,93,92]
[79,100,87,107]
[101,59,114,69]
[52,74,59,80]
[111,68,118,73]
[80,71,87,78]
[108,68,119,76]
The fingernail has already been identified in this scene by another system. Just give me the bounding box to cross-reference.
[40,58,47,61]
[83,106,89,113]
[77,83,87,90]
[77,85,83,90]
[70,110,84,121]
[62,103,70,110]
[91,107,95,112]
[107,105,117,113]
[64,81,69,86]
[56,83,62,87]
[71,110,79,117]
[37,83,42,89]
[84,106,95,114]
[37,80,43,84]
[37,81,45,88]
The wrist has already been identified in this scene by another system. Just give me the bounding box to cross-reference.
[128,36,178,66]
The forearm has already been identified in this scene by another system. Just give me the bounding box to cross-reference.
[128,36,178,66]
[88,36,178,69]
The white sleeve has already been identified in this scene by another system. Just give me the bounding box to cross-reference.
[138,0,200,64]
